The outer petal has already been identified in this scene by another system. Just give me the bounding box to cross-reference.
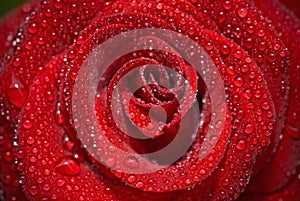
[0,1,39,200]
[243,0,300,193]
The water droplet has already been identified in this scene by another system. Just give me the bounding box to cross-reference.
[62,136,74,150]
[245,123,254,134]
[135,181,145,188]
[29,156,37,163]
[237,8,248,18]
[54,0,63,9]
[12,57,21,67]
[128,112,136,119]
[55,156,80,176]
[234,77,244,87]
[17,150,25,159]
[236,140,246,150]
[55,105,64,125]
[243,89,252,100]
[46,91,54,101]
[44,169,50,176]
[127,175,137,183]
[185,178,192,185]
[56,179,66,187]
[156,3,163,10]
[7,84,28,108]
[139,114,146,121]
[273,44,281,51]
[76,36,84,45]
[222,178,230,187]
[28,23,38,34]
[26,136,35,145]
[29,185,39,196]
[220,44,231,55]
[28,165,36,173]
[257,29,265,37]
[223,1,232,10]
[187,26,195,36]
[262,102,270,110]
[43,183,51,191]
[23,120,33,129]
[123,156,139,169]
[25,41,34,50]
[25,102,32,111]
[234,50,243,59]
[267,53,277,62]
[193,175,200,182]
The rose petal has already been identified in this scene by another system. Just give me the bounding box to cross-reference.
[244,0,300,193]
[0,1,39,200]
[1,0,298,200]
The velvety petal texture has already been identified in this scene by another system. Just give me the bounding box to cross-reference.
[0,0,299,201]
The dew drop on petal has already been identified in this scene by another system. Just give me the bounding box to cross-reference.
[245,123,254,134]
[222,178,230,187]
[156,3,163,10]
[29,185,39,196]
[236,140,246,150]
[55,156,80,176]
[56,179,65,187]
[54,0,63,9]
[28,23,38,34]
[234,76,244,87]
[7,85,28,108]
[123,156,139,169]
[127,175,137,183]
[220,44,231,55]
[237,8,248,18]
[43,183,51,192]
[223,1,232,10]
[12,57,22,67]
[23,120,33,129]
[26,136,35,145]
[135,181,145,189]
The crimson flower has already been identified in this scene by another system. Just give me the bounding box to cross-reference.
[0,0,299,201]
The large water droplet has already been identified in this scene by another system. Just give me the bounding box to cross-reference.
[55,156,80,176]
[7,84,28,108]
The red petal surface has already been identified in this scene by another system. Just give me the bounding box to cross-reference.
[0,1,39,200]
[244,0,300,195]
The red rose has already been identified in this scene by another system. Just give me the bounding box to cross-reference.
[0,0,299,200]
